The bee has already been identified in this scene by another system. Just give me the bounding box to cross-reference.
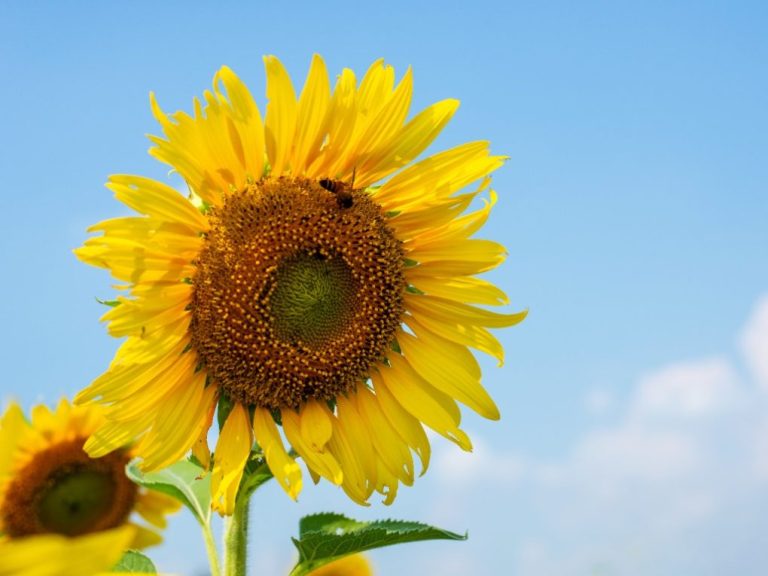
[319,171,355,209]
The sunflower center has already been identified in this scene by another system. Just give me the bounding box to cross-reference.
[1,438,137,538]
[270,254,357,347]
[37,468,115,535]
[190,176,405,410]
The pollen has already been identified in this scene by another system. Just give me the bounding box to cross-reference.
[1,438,137,537]
[190,176,405,409]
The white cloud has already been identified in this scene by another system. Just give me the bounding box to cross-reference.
[631,357,741,419]
[433,434,523,490]
[740,295,768,391]
[585,387,614,415]
[752,418,768,481]
[572,427,701,485]
[425,293,768,576]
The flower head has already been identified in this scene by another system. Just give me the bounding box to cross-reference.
[76,55,525,514]
[0,400,179,550]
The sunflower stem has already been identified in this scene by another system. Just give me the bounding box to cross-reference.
[224,487,252,576]
[202,521,223,576]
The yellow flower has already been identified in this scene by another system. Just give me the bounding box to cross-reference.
[76,54,525,514]
[308,554,373,576]
[0,400,179,557]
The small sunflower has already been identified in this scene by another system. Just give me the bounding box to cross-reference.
[76,55,525,514]
[0,400,179,555]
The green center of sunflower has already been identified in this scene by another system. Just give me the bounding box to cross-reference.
[270,254,357,347]
[37,468,115,536]
[1,438,138,538]
[190,176,405,410]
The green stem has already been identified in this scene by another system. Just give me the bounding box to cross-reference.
[202,521,222,576]
[224,489,252,576]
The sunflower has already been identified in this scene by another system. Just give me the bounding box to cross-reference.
[76,54,525,514]
[0,399,179,559]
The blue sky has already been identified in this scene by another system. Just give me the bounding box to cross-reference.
[1,1,767,574]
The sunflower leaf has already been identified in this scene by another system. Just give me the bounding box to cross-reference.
[126,459,211,525]
[241,457,274,496]
[289,513,467,576]
[112,550,157,573]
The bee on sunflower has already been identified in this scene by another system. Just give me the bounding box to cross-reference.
[75,54,525,515]
[0,399,179,575]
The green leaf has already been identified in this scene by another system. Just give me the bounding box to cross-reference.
[126,459,211,525]
[96,297,121,308]
[241,458,274,496]
[113,550,157,573]
[289,513,467,576]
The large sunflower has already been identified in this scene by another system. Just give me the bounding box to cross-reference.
[76,55,525,514]
[0,399,179,557]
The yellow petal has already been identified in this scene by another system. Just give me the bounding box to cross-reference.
[135,490,181,529]
[359,98,459,185]
[376,355,472,451]
[406,274,509,306]
[369,371,431,475]
[353,386,415,485]
[388,192,476,239]
[307,67,358,178]
[106,175,208,231]
[191,387,218,470]
[357,59,395,120]
[412,187,497,247]
[408,239,506,272]
[136,372,216,470]
[398,321,500,420]
[292,54,331,174]
[0,526,134,576]
[374,460,400,505]
[211,403,253,515]
[282,408,343,485]
[102,351,198,422]
[213,65,266,180]
[406,298,507,364]
[253,407,302,500]
[0,404,29,474]
[263,55,297,176]
[326,410,374,506]
[407,294,528,329]
[351,67,413,186]
[102,297,190,339]
[335,396,377,493]
[376,141,504,209]
[30,404,56,439]
[299,398,333,450]
[128,522,163,549]
[76,338,189,404]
